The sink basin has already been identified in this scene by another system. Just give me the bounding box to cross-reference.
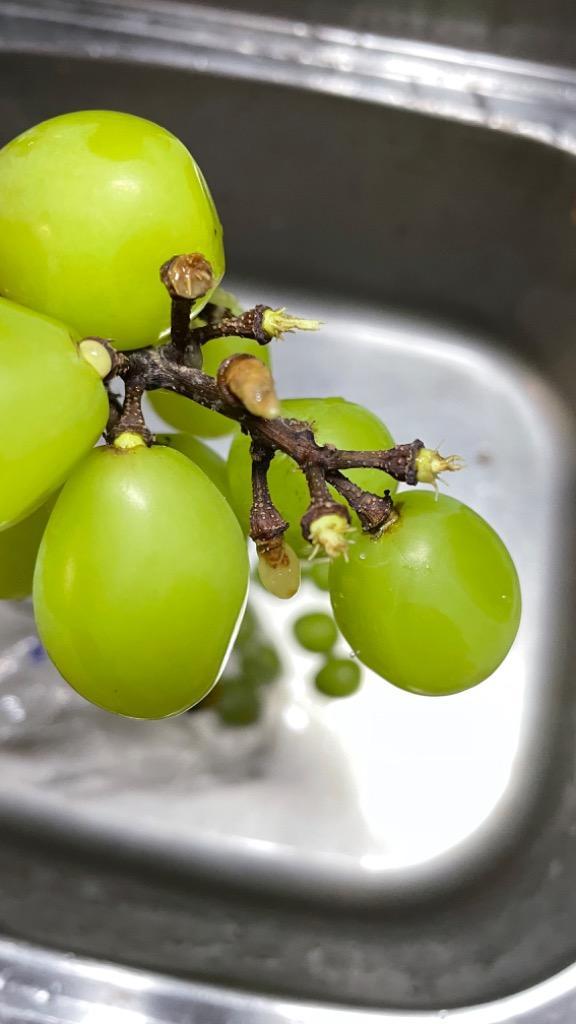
[0,1,575,1020]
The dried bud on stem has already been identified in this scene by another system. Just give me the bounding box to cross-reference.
[160,253,214,300]
[218,354,280,419]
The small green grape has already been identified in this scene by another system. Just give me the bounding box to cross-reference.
[0,111,224,349]
[315,658,361,698]
[150,336,270,438]
[293,611,337,653]
[241,643,282,686]
[216,679,261,727]
[156,433,229,500]
[307,561,331,592]
[330,491,521,696]
[227,397,397,555]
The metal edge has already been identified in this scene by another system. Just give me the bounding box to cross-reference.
[1,0,576,152]
[1,935,576,1023]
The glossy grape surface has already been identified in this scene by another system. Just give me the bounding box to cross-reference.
[0,298,108,529]
[34,444,249,718]
[150,336,270,437]
[330,492,521,696]
[227,397,397,555]
[0,111,224,349]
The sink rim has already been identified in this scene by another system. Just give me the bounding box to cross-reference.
[3,0,576,156]
[1,934,576,1024]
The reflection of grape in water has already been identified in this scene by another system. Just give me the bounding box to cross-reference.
[188,602,283,727]
[216,680,261,727]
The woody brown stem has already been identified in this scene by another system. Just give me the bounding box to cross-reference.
[327,441,425,484]
[249,444,288,548]
[107,380,152,445]
[189,305,270,348]
[326,471,394,532]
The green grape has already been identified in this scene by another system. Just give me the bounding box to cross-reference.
[314,658,361,698]
[156,433,230,500]
[241,642,282,686]
[33,443,249,718]
[0,298,108,529]
[0,111,224,350]
[0,496,56,600]
[293,611,337,653]
[215,678,261,727]
[307,560,331,592]
[210,286,243,316]
[330,491,521,696]
[150,337,270,438]
[227,397,397,555]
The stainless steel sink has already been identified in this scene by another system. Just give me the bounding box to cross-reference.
[0,1,575,1021]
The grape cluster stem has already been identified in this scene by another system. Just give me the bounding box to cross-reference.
[99,253,433,556]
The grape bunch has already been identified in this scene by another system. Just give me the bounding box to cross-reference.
[0,110,521,721]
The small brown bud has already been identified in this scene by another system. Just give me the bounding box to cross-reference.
[160,253,214,300]
[219,354,280,419]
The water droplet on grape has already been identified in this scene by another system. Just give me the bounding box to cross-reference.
[359,553,366,560]
[33,990,50,1005]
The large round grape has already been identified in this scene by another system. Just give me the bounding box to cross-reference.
[0,497,56,600]
[0,111,224,349]
[330,491,521,696]
[34,444,249,718]
[150,337,270,437]
[227,397,397,554]
[0,298,108,529]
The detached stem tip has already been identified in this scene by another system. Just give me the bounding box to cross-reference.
[262,308,321,339]
[416,448,465,485]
